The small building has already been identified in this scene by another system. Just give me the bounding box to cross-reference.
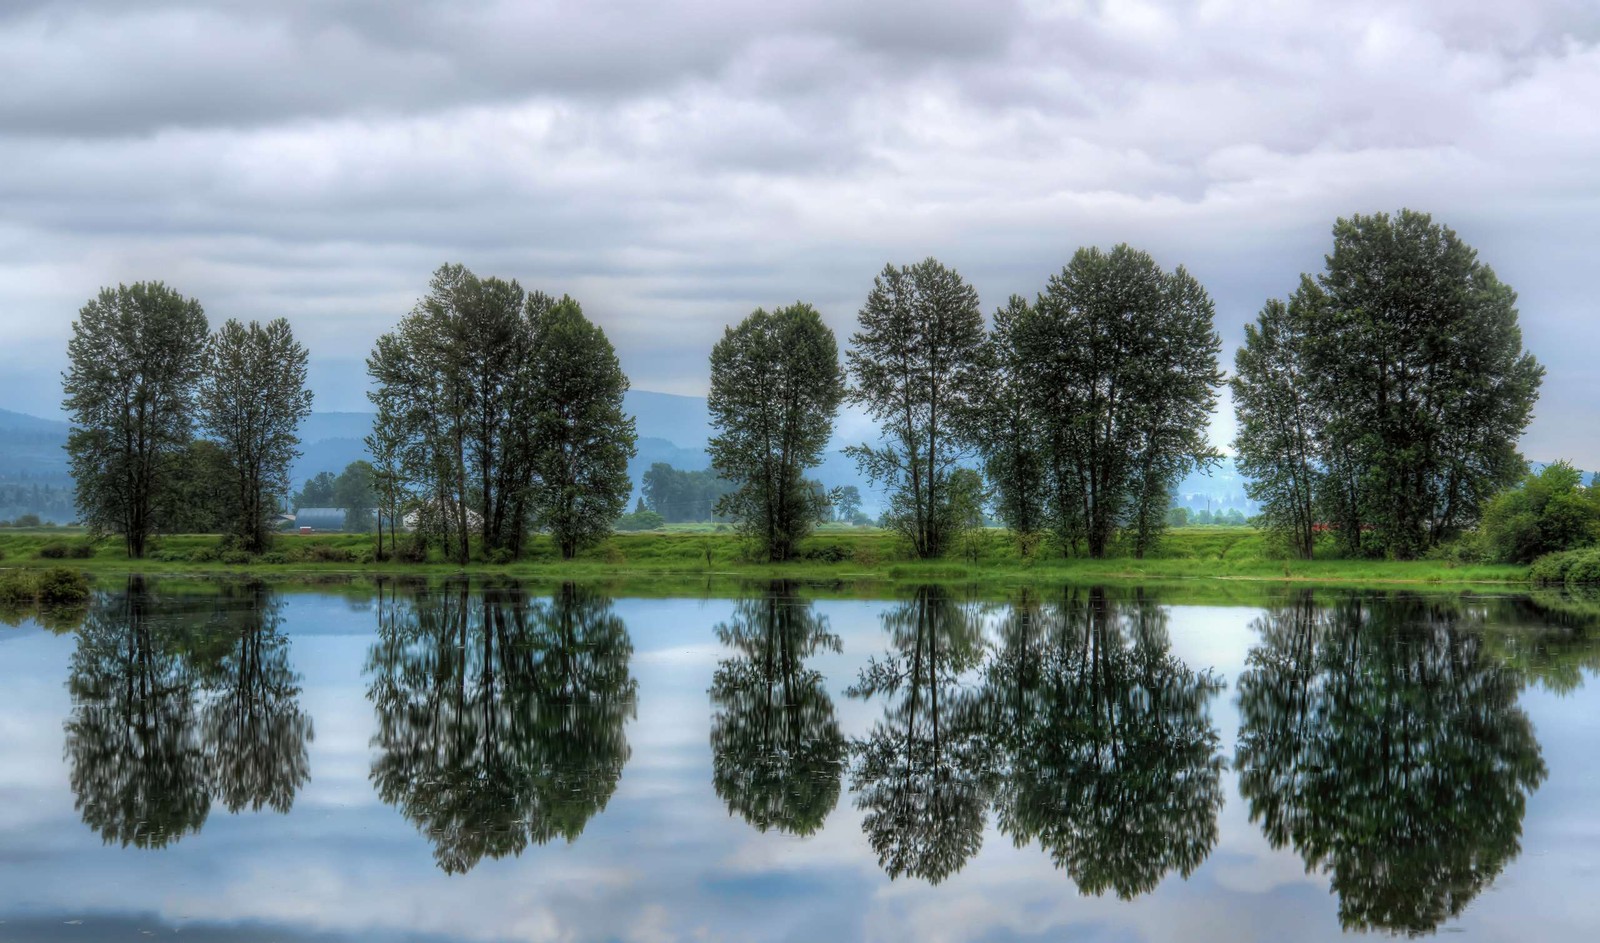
[295,507,348,532]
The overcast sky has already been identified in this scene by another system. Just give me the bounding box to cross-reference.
[2,0,1597,461]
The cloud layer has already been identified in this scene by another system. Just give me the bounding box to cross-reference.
[2,0,1597,460]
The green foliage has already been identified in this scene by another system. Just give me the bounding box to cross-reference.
[1233,299,1319,558]
[200,317,313,553]
[641,463,736,523]
[1480,462,1600,563]
[1238,210,1543,559]
[710,303,844,562]
[972,296,1048,545]
[1016,245,1222,559]
[530,297,637,559]
[63,281,210,557]
[293,471,338,511]
[847,259,987,559]
[615,509,665,531]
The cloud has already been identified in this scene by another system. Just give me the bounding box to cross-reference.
[0,0,1597,463]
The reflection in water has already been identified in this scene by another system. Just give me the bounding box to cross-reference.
[984,588,1226,899]
[847,586,991,884]
[367,580,637,874]
[64,578,312,848]
[710,582,845,836]
[1236,593,1548,935]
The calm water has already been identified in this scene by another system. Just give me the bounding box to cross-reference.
[3,578,1600,942]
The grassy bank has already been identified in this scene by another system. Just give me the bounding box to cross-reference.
[0,525,1531,589]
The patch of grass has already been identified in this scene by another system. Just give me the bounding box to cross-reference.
[0,525,1532,589]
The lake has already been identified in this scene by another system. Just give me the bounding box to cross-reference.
[2,577,1599,942]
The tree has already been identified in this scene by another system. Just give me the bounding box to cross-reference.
[1261,210,1545,558]
[367,265,535,563]
[1236,593,1546,933]
[368,580,636,873]
[199,318,313,553]
[641,463,739,523]
[1166,506,1189,528]
[333,461,379,532]
[846,259,986,559]
[1480,462,1600,563]
[293,471,337,510]
[972,295,1048,550]
[1017,245,1222,559]
[530,298,637,559]
[62,282,209,557]
[708,304,844,561]
[1232,299,1320,558]
[947,467,989,563]
[710,583,845,835]
[984,588,1225,898]
[834,485,863,523]
[847,585,991,883]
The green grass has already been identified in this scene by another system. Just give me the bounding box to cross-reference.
[0,525,1531,591]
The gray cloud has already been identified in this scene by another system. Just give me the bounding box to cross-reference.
[1,0,1598,463]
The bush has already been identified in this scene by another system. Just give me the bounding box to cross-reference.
[260,551,290,565]
[615,510,666,532]
[1531,548,1600,586]
[852,544,881,568]
[801,543,850,563]
[37,541,69,559]
[397,537,429,563]
[487,547,514,565]
[0,572,37,606]
[1481,462,1600,563]
[220,549,254,565]
[1568,550,1600,586]
[36,567,91,605]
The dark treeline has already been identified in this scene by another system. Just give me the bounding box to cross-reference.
[58,209,1542,564]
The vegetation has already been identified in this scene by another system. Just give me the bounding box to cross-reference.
[1480,462,1600,564]
[846,259,986,559]
[985,245,1223,559]
[367,265,636,563]
[200,318,314,553]
[1234,210,1544,559]
[641,463,735,523]
[63,282,210,557]
[709,303,844,561]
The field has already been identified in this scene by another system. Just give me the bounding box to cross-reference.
[0,524,1531,589]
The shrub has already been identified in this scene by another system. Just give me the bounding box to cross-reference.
[36,567,91,605]
[220,549,254,565]
[397,537,429,563]
[1481,462,1600,563]
[852,544,881,568]
[615,510,665,532]
[304,544,356,563]
[0,571,37,606]
[487,547,514,565]
[1565,549,1600,586]
[37,541,69,559]
[801,543,850,563]
[260,551,290,565]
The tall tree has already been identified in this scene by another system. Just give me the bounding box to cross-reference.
[846,259,986,559]
[1232,299,1320,559]
[199,318,313,553]
[1019,245,1223,558]
[708,303,844,561]
[529,298,636,559]
[62,282,209,557]
[971,296,1047,550]
[1298,210,1543,558]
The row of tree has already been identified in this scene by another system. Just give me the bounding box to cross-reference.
[61,209,1542,562]
[63,284,312,555]
[708,250,1222,560]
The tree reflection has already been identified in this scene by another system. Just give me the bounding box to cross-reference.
[368,580,637,874]
[195,583,313,814]
[847,585,990,883]
[65,578,311,848]
[1236,593,1548,935]
[984,587,1225,898]
[709,582,845,836]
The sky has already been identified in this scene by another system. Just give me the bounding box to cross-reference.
[2,0,1598,461]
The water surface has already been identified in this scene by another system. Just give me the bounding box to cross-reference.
[2,578,1599,942]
